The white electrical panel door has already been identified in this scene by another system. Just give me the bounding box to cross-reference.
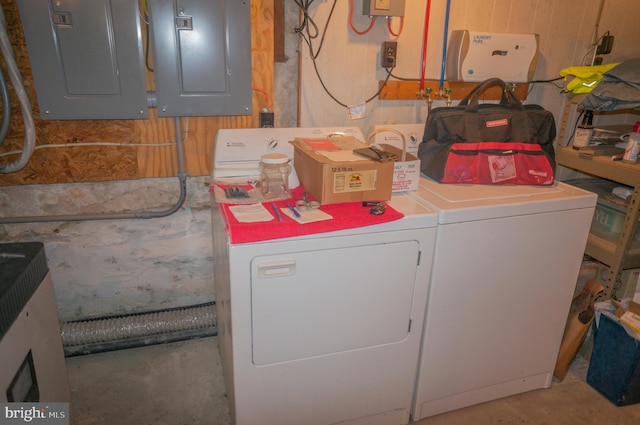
[250,241,419,365]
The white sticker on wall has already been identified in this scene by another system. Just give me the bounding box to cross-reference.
[348,103,367,120]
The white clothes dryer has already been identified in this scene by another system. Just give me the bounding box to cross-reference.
[211,128,438,425]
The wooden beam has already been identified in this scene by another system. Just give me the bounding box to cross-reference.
[379,80,530,102]
[274,0,286,63]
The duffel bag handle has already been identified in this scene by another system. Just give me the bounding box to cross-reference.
[459,78,524,112]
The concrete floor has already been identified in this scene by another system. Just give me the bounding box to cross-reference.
[66,336,640,425]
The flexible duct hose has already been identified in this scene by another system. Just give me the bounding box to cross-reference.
[60,302,217,357]
[61,303,217,347]
[0,5,35,173]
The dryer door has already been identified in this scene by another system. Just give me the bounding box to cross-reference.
[250,240,419,365]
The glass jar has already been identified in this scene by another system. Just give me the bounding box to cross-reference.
[259,153,291,199]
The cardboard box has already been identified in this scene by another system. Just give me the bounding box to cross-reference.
[587,300,640,406]
[378,144,420,192]
[291,137,394,205]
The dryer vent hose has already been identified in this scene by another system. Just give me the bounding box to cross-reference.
[60,302,217,357]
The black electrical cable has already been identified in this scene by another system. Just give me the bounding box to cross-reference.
[388,70,419,82]
[310,57,393,108]
[295,0,335,60]
[141,4,154,73]
[527,76,565,96]
[294,0,393,108]
[529,77,564,84]
[294,0,318,38]
[145,18,154,73]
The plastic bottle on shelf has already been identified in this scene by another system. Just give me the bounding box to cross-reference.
[572,110,594,150]
[623,122,640,164]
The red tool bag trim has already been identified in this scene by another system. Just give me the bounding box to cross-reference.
[441,142,555,185]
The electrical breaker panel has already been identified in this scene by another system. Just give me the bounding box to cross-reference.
[147,0,252,117]
[362,0,405,17]
[16,0,149,120]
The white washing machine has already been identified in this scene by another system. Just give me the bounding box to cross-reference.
[211,127,437,425]
[409,177,597,420]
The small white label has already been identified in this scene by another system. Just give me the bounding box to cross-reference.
[573,128,592,149]
[623,134,640,162]
[333,170,377,193]
[488,155,516,183]
[348,104,367,120]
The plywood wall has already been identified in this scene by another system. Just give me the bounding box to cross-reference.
[0,0,273,185]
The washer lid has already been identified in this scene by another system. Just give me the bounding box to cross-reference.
[412,177,597,224]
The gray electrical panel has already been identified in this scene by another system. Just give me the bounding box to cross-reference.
[147,0,252,117]
[16,0,149,120]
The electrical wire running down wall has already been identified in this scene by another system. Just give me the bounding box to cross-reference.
[294,0,394,111]
[0,5,35,173]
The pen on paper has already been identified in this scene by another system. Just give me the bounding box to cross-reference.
[272,204,283,222]
[286,203,301,218]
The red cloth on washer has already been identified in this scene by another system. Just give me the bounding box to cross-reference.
[213,186,404,244]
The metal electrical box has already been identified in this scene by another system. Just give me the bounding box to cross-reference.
[362,0,405,17]
[147,0,252,117]
[16,0,149,120]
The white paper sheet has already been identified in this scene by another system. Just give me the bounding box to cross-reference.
[228,203,274,223]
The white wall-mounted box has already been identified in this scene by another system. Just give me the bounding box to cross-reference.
[446,30,539,83]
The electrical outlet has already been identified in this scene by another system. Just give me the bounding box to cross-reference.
[381,41,397,68]
[259,109,274,128]
[596,35,614,55]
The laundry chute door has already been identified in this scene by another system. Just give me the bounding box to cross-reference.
[250,240,419,366]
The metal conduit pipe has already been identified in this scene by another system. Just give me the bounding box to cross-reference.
[0,102,211,356]
[0,5,35,173]
[0,116,188,224]
[0,66,12,143]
